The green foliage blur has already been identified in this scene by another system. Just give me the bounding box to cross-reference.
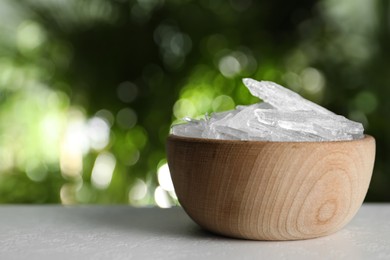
[0,0,388,204]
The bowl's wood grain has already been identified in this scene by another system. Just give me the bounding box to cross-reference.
[167,135,376,240]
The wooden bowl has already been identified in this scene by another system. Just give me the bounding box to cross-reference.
[166,135,375,240]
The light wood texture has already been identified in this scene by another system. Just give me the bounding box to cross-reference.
[167,135,376,240]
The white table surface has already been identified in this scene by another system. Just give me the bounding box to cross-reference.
[0,204,389,260]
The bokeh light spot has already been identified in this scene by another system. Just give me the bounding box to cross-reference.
[219,55,241,78]
[282,72,302,92]
[116,108,137,129]
[129,178,148,203]
[157,163,174,192]
[60,183,81,205]
[17,20,45,52]
[301,67,325,94]
[354,91,378,114]
[116,81,138,103]
[87,116,111,151]
[76,184,93,203]
[126,126,148,149]
[91,152,116,189]
[212,95,235,112]
[25,161,48,182]
[95,109,115,127]
[60,109,88,179]
[127,150,140,166]
[173,98,196,119]
[154,186,171,208]
[349,110,368,128]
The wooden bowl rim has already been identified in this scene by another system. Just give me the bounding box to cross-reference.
[168,134,374,145]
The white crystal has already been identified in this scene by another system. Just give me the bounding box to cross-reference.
[243,78,334,115]
[254,109,363,141]
[170,78,365,142]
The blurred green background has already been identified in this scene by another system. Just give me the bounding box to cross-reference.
[0,0,388,205]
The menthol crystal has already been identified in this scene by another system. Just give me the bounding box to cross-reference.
[170,78,364,142]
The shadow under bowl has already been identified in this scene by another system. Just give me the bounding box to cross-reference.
[166,134,376,240]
